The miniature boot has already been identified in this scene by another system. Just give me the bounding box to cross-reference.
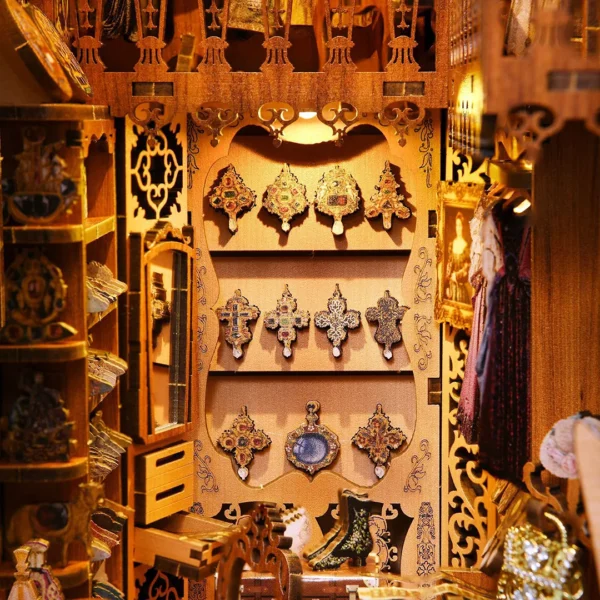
[309,494,375,570]
[303,489,366,561]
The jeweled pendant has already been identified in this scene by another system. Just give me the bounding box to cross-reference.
[314,165,360,236]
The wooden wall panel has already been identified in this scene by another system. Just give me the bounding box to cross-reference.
[531,122,600,458]
[203,133,416,252]
[206,373,416,489]
[212,254,411,372]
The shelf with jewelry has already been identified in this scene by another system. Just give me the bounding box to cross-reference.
[187,109,442,581]
[0,111,130,600]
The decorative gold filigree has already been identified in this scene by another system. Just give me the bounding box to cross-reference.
[378,102,426,147]
[257,103,298,147]
[260,0,293,72]
[414,247,433,304]
[0,248,77,344]
[365,290,409,360]
[195,439,219,493]
[314,164,360,235]
[208,165,256,233]
[415,116,434,188]
[130,119,184,221]
[352,404,406,479]
[444,326,495,568]
[404,439,431,492]
[216,289,260,359]
[385,0,420,73]
[263,163,308,232]
[317,101,360,146]
[190,104,240,148]
[217,406,271,481]
[263,284,310,358]
[416,501,436,576]
[413,314,433,371]
[285,401,339,476]
[365,161,411,230]
[314,283,360,358]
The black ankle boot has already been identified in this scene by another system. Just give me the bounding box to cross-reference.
[310,495,374,570]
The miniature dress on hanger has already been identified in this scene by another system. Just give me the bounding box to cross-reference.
[457,199,503,443]
[476,201,531,481]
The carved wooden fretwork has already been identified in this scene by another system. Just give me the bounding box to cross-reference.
[386,0,420,73]
[442,326,495,568]
[317,101,360,146]
[197,0,231,73]
[132,0,168,71]
[130,101,175,149]
[257,102,298,147]
[322,0,357,72]
[378,102,426,147]
[495,105,565,164]
[72,0,105,70]
[216,504,302,600]
[190,104,240,147]
[129,114,184,220]
[261,0,293,73]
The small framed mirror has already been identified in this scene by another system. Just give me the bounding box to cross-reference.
[125,221,194,443]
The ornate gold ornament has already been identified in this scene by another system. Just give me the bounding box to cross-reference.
[0,248,76,344]
[263,164,308,232]
[314,283,360,357]
[208,165,256,233]
[25,2,93,101]
[435,181,484,331]
[314,165,360,236]
[264,284,310,358]
[2,129,78,224]
[352,404,406,479]
[7,482,104,567]
[0,0,73,101]
[365,291,408,360]
[285,401,339,476]
[497,513,583,600]
[2,371,75,463]
[217,406,271,481]
[216,289,260,359]
[365,161,411,230]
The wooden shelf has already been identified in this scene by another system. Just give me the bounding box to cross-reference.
[0,104,110,121]
[0,341,87,362]
[0,560,90,590]
[3,216,114,245]
[87,301,118,330]
[0,457,88,483]
[84,215,116,244]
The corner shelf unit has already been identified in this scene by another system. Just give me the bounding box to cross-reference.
[0,107,130,599]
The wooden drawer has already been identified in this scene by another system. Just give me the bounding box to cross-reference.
[134,442,194,525]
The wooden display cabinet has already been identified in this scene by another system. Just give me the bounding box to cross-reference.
[0,106,131,599]
[189,113,442,579]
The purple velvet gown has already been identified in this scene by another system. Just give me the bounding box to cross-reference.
[476,202,531,482]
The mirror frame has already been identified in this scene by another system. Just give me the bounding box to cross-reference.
[125,221,195,444]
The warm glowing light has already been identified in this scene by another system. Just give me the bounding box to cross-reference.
[513,199,531,214]
[299,110,317,120]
